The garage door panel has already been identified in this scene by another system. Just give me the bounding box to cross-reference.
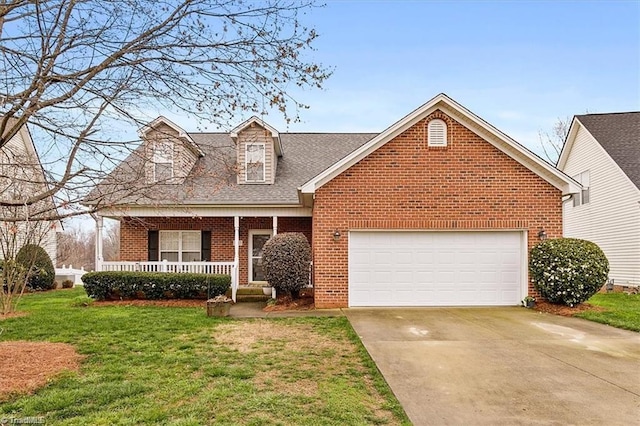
[349,231,523,307]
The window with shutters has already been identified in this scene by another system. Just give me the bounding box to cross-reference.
[153,140,173,182]
[245,143,265,182]
[159,230,201,261]
[427,119,447,147]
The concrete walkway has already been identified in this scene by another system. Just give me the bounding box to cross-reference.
[345,307,640,426]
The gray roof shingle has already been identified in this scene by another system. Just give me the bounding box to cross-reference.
[577,112,640,189]
[88,132,377,206]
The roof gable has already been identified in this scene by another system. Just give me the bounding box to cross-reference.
[559,112,639,189]
[230,116,283,156]
[140,116,204,157]
[300,93,580,196]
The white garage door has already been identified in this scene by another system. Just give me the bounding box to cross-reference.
[349,231,523,307]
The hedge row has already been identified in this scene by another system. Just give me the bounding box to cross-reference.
[81,271,230,301]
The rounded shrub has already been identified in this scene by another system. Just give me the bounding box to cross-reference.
[529,238,609,306]
[62,279,74,289]
[262,232,311,298]
[16,244,56,291]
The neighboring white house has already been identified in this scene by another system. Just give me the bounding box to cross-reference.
[557,112,640,287]
[0,118,59,263]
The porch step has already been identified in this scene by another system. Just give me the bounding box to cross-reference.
[227,287,271,303]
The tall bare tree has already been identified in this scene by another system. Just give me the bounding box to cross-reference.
[538,116,571,164]
[0,0,329,312]
[0,0,329,222]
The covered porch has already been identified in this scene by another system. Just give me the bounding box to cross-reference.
[94,207,313,301]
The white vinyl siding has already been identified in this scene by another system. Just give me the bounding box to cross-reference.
[427,119,447,147]
[349,231,524,307]
[159,230,201,262]
[562,125,640,285]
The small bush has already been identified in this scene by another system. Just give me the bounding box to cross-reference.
[81,271,230,301]
[70,295,94,307]
[262,232,311,298]
[530,238,609,306]
[62,279,74,289]
[16,244,56,291]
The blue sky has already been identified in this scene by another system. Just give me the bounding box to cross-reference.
[231,0,639,157]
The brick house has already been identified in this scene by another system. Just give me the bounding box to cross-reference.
[86,94,579,308]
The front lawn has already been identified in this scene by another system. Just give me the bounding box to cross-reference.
[576,292,640,332]
[0,289,409,425]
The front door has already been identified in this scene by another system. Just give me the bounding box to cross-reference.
[249,230,272,283]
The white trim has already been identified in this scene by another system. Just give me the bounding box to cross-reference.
[159,230,201,262]
[99,205,312,218]
[245,142,266,183]
[299,93,580,196]
[248,229,273,283]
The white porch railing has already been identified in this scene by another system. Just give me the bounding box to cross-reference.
[100,260,239,302]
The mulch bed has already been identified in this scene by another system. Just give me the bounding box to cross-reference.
[0,341,83,401]
[93,299,206,308]
[533,300,606,316]
[0,311,29,321]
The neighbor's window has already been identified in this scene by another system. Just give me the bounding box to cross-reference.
[572,170,590,207]
[245,143,265,182]
[159,230,201,262]
[153,140,173,182]
[427,119,447,147]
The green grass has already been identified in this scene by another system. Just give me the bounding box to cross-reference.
[575,292,640,332]
[0,288,410,425]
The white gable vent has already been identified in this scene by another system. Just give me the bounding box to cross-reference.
[428,119,447,147]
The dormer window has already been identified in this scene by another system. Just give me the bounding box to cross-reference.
[428,119,447,147]
[153,140,173,183]
[245,143,265,182]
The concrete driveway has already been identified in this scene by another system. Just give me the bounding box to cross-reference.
[345,307,640,425]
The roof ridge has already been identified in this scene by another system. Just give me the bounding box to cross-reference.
[577,111,640,117]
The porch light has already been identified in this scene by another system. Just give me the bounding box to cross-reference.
[332,230,341,241]
[537,228,547,241]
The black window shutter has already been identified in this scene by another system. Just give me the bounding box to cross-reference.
[148,230,159,261]
[201,231,211,261]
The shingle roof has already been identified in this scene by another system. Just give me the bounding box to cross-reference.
[576,112,640,188]
[87,132,377,206]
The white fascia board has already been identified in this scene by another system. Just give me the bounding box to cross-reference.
[556,117,582,170]
[99,205,312,218]
[300,93,580,195]
[139,116,204,157]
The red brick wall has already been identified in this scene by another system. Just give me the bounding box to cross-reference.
[312,111,563,308]
[119,216,312,285]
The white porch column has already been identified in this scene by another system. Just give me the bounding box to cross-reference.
[272,216,278,235]
[234,216,240,264]
[93,215,104,271]
[233,216,240,302]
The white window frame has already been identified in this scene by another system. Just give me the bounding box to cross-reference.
[153,140,174,183]
[572,170,590,207]
[245,142,266,183]
[159,230,201,262]
[427,119,448,147]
